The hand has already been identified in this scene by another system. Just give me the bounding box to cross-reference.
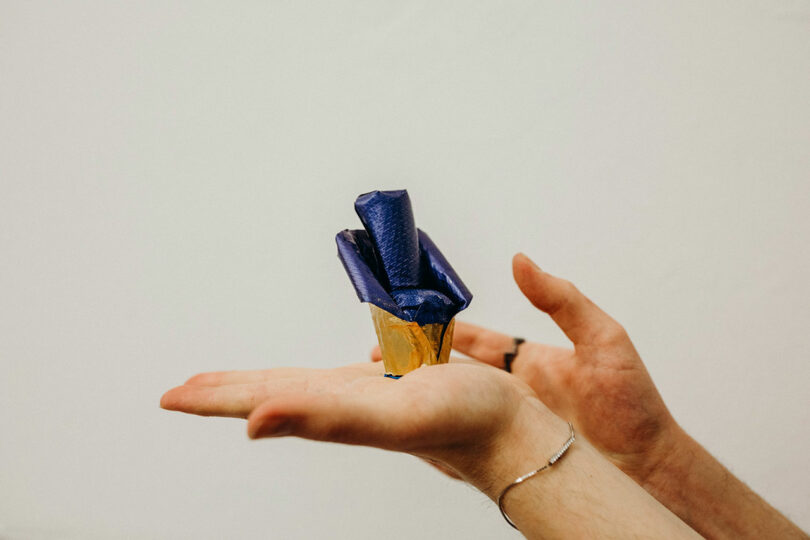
[160,356,700,538]
[373,253,679,485]
[160,359,566,495]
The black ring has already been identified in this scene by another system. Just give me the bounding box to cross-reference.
[504,337,525,373]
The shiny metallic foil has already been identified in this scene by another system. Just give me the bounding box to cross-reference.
[370,304,455,376]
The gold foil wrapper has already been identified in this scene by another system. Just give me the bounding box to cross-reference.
[370,304,455,377]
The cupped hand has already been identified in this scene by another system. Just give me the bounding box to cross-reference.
[373,253,679,484]
[160,358,565,492]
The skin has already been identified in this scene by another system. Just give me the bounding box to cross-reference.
[372,253,806,539]
[162,357,698,538]
[160,252,805,538]
[373,253,676,483]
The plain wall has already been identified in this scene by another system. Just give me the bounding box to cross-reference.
[1,1,808,538]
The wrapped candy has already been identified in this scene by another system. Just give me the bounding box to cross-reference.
[336,190,473,378]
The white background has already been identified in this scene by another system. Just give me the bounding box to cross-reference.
[1,2,808,538]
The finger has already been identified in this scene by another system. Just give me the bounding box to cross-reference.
[451,321,515,367]
[370,346,382,362]
[184,367,307,387]
[161,379,306,418]
[247,388,412,450]
[452,321,570,371]
[512,253,625,347]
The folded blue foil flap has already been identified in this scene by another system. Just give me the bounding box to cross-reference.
[354,190,421,291]
[336,190,472,325]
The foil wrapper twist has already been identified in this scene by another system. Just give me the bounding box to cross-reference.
[336,189,472,377]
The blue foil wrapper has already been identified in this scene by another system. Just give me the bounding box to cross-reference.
[336,190,472,326]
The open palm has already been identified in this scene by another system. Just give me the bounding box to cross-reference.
[160,358,559,485]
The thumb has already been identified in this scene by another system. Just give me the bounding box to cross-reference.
[512,253,624,347]
[247,390,414,452]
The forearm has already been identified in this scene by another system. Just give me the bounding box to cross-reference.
[643,425,807,539]
[459,402,699,539]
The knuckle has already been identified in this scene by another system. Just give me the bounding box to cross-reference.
[562,279,579,295]
[597,321,629,345]
[548,279,580,313]
[562,279,586,303]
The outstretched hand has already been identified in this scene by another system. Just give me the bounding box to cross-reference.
[160,349,702,539]
[160,358,565,495]
[373,253,678,485]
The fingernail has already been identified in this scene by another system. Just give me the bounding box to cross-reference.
[517,252,542,273]
[249,419,292,439]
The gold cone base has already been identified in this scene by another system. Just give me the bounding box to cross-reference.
[370,304,454,377]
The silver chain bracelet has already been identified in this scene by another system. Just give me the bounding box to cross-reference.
[497,422,576,530]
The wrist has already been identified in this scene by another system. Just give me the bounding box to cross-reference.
[465,396,570,500]
[452,400,702,538]
[638,422,699,502]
